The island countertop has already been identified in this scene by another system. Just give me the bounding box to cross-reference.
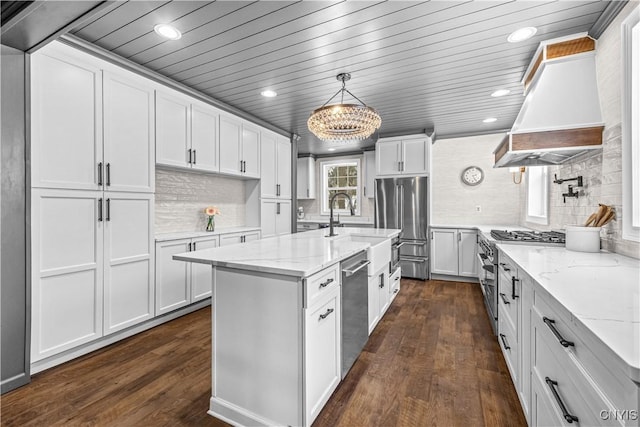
[497,244,640,382]
[173,227,401,278]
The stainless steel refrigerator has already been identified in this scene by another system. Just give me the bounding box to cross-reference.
[374,177,429,280]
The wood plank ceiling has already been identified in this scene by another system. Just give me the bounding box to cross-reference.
[68,1,612,155]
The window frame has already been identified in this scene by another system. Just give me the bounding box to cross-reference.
[320,158,362,216]
[622,7,640,242]
[525,166,549,225]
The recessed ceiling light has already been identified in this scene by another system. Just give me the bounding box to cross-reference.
[260,90,277,98]
[154,24,182,40]
[507,27,537,43]
[483,117,498,123]
[491,89,511,97]
[327,148,336,152]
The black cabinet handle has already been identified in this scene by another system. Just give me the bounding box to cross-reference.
[188,149,192,164]
[319,308,334,320]
[499,293,510,305]
[500,262,510,272]
[307,189,309,198]
[277,202,281,215]
[106,163,111,186]
[393,288,399,294]
[499,333,510,350]
[511,276,519,299]
[545,377,579,423]
[543,317,575,348]
[379,273,384,288]
[105,198,111,221]
[98,198,103,222]
[98,162,103,186]
[240,160,243,172]
[193,149,196,165]
[319,278,334,288]
[188,242,192,251]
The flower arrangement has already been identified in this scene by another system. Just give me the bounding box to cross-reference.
[204,206,220,232]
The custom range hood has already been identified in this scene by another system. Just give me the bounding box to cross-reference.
[494,34,604,168]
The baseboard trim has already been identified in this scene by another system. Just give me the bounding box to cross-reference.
[31,299,211,374]
[430,273,479,283]
[209,397,283,427]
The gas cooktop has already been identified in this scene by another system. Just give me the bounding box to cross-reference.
[490,230,566,245]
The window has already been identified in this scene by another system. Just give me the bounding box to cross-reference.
[622,7,640,241]
[526,166,549,225]
[320,158,361,215]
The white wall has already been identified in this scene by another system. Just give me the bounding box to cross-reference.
[431,133,521,225]
[522,2,640,259]
[155,169,247,233]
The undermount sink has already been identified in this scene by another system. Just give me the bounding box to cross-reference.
[335,234,391,274]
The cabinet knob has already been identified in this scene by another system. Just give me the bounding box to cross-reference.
[319,278,334,288]
[319,307,334,320]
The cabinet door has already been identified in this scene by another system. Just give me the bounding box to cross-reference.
[156,90,190,168]
[368,275,380,334]
[242,123,261,178]
[244,231,261,242]
[457,229,477,277]
[363,151,376,198]
[191,236,218,301]
[260,132,278,198]
[304,288,341,425]
[31,49,102,190]
[531,371,566,427]
[276,200,292,236]
[219,115,242,175]
[191,102,219,172]
[219,233,242,246]
[378,271,390,316]
[155,239,191,315]
[276,138,292,199]
[261,200,277,238]
[104,193,154,335]
[297,157,316,199]
[31,189,104,361]
[103,71,155,193]
[430,228,458,275]
[375,140,401,176]
[401,138,428,175]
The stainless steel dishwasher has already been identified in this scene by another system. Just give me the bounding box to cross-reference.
[340,251,370,378]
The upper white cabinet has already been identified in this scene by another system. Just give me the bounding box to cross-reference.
[363,151,376,198]
[156,89,219,173]
[375,135,430,177]
[297,157,317,199]
[261,131,292,199]
[31,42,154,193]
[430,228,477,277]
[219,114,260,178]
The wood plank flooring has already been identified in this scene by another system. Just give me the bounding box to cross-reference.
[1,279,526,427]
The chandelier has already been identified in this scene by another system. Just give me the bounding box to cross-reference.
[307,73,381,141]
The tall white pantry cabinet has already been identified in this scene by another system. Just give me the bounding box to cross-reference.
[30,42,155,362]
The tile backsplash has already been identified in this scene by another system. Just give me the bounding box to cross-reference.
[155,168,247,233]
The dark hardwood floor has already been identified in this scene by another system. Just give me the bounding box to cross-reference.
[1,279,526,427]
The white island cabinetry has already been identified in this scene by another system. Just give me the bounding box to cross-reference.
[174,227,401,427]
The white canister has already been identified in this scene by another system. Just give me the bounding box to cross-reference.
[565,226,601,252]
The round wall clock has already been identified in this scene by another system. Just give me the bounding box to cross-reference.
[461,166,484,186]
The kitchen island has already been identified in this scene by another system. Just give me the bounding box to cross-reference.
[174,227,400,427]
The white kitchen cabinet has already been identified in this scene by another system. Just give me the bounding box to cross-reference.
[389,266,401,303]
[375,136,430,177]
[156,239,191,315]
[103,71,155,193]
[304,286,341,424]
[219,115,261,178]
[261,199,292,238]
[430,228,477,278]
[377,269,390,317]
[31,189,104,362]
[219,230,261,246]
[297,157,316,199]
[363,151,376,198]
[191,236,218,301]
[103,193,154,335]
[367,273,381,334]
[31,42,155,193]
[156,90,219,173]
[31,44,102,191]
[261,131,291,199]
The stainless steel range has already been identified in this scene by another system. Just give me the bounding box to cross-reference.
[478,229,566,334]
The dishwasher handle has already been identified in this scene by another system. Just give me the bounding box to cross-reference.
[342,260,371,277]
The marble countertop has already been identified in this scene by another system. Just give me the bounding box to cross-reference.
[173,227,401,278]
[156,226,262,242]
[497,244,640,382]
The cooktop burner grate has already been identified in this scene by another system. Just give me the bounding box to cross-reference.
[490,230,566,244]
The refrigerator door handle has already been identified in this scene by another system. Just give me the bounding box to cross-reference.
[399,184,404,231]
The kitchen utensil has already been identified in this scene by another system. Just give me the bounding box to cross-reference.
[596,209,615,227]
[584,213,597,227]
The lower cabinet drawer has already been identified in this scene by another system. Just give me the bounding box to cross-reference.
[532,306,613,426]
[304,263,339,308]
[498,311,518,388]
[389,267,400,302]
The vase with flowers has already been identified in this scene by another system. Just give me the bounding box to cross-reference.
[204,206,220,232]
